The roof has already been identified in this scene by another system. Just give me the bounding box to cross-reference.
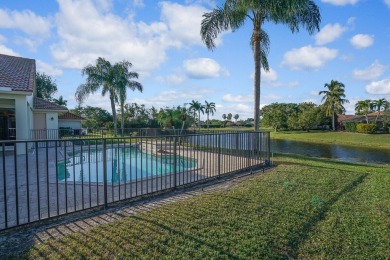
[337,115,357,122]
[33,97,68,111]
[0,54,36,92]
[58,111,85,120]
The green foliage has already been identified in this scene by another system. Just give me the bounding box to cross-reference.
[261,103,298,131]
[344,121,358,132]
[71,106,113,129]
[200,124,222,128]
[36,72,58,101]
[356,123,377,134]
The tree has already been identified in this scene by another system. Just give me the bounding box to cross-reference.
[201,0,321,131]
[36,72,58,101]
[261,103,298,131]
[189,100,204,129]
[227,113,233,122]
[319,80,349,131]
[234,114,239,122]
[204,100,216,129]
[373,98,390,124]
[53,95,68,106]
[114,61,143,136]
[71,106,113,129]
[75,57,141,137]
[355,99,373,124]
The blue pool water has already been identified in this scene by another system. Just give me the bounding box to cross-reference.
[57,147,197,183]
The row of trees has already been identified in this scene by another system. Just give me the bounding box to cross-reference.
[188,100,216,129]
[261,102,330,132]
[355,98,390,124]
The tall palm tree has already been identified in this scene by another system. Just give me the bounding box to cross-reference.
[319,80,349,131]
[373,98,390,124]
[355,99,373,124]
[75,57,141,136]
[204,101,216,129]
[115,61,143,136]
[201,0,321,131]
[189,100,204,129]
[53,95,68,106]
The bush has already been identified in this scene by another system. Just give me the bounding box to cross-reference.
[344,121,358,132]
[356,123,377,134]
[201,124,223,129]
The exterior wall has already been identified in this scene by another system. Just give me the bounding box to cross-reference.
[58,120,82,129]
[33,113,46,129]
[46,112,59,139]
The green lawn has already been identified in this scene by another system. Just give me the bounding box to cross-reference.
[271,130,390,149]
[17,154,389,259]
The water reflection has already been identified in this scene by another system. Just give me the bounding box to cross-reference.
[271,139,390,164]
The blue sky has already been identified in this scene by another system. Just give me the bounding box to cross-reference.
[1,0,390,120]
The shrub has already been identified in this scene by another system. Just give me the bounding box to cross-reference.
[344,121,358,132]
[356,123,377,134]
[201,124,223,129]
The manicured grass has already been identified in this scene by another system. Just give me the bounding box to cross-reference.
[271,130,390,149]
[17,154,389,259]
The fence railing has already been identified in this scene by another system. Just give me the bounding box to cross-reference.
[0,131,270,230]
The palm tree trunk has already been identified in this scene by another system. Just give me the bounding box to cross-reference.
[253,20,261,131]
[332,111,335,131]
[121,104,125,137]
[207,113,209,129]
[109,92,117,137]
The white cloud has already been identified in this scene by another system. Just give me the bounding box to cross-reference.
[0,44,19,56]
[36,60,63,77]
[385,0,390,7]
[0,9,51,36]
[321,0,358,5]
[365,79,390,94]
[132,0,145,8]
[353,60,387,81]
[315,23,346,45]
[250,68,278,82]
[183,58,225,79]
[222,94,253,103]
[262,93,283,101]
[350,34,374,49]
[155,73,186,86]
[282,45,338,70]
[52,0,210,72]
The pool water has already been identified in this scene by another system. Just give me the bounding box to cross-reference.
[57,147,197,183]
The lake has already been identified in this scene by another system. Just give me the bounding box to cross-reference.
[271,139,390,164]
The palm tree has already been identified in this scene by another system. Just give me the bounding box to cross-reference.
[222,114,227,127]
[189,100,204,129]
[115,61,143,136]
[373,98,390,124]
[75,57,141,136]
[234,114,239,122]
[204,101,216,129]
[355,99,373,124]
[53,95,68,106]
[201,0,321,131]
[319,80,349,131]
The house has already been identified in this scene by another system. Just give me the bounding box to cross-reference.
[0,54,83,152]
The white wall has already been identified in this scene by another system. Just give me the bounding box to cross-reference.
[46,112,59,139]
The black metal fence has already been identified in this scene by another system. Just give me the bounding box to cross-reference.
[0,131,270,230]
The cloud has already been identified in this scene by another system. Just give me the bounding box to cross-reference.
[350,34,374,49]
[51,0,210,72]
[315,23,346,45]
[155,73,186,86]
[353,60,387,81]
[385,0,390,7]
[0,44,19,56]
[183,58,226,79]
[222,94,253,103]
[321,0,358,5]
[0,9,51,36]
[282,45,338,70]
[36,60,63,77]
[250,68,278,82]
[365,79,390,95]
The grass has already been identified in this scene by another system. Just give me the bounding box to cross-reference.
[271,130,390,149]
[15,154,389,259]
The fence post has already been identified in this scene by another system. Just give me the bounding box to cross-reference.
[103,139,108,209]
[218,134,221,177]
[173,136,177,188]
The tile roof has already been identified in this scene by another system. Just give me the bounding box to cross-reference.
[33,97,68,111]
[0,54,35,92]
[58,111,85,120]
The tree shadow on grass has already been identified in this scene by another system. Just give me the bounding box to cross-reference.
[287,172,368,258]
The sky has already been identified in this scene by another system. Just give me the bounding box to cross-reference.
[1,0,390,120]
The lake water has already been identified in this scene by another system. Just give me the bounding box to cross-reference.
[271,139,390,164]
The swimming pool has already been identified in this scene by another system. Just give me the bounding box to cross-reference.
[57,147,197,183]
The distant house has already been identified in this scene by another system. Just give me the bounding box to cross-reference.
[338,111,390,130]
[0,54,82,152]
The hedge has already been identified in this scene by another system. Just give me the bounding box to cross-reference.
[344,121,358,132]
[356,123,377,134]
